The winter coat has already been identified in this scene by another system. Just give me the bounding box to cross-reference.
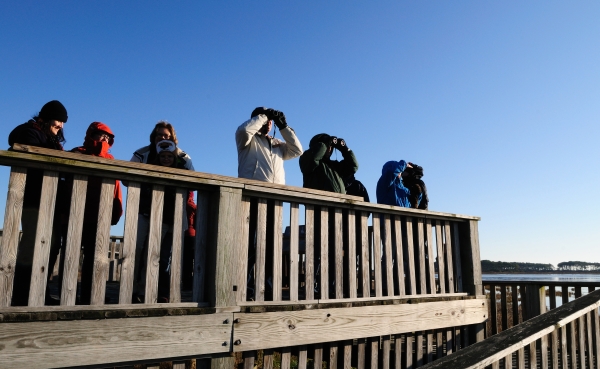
[8,120,65,209]
[344,175,370,202]
[235,114,303,184]
[299,134,358,194]
[70,122,123,226]
[376,160,412,208]
[130,145,194,170]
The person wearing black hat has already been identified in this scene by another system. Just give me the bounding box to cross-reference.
[7,100,70,305]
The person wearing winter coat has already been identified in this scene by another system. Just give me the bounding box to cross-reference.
[299,134,359,194]
[7,100,69,305]
[376,160,414,208]
[133,140,197,303]
[70,122,123,304]
[236,107,303,184]
[130,121,194,170]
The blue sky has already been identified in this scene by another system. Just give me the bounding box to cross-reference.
[1,1,599,266]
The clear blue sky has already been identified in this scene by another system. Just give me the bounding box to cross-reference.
[1,1,599,266]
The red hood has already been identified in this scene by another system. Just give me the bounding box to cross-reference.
[84,122,114,147]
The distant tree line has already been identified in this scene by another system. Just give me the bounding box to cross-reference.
[557,261,600,271]
[481,260,555,272]
[482,260,600,272]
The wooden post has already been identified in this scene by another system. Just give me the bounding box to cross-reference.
[206,186,242,368]
[458,219,484,343]
[523,284,546,321]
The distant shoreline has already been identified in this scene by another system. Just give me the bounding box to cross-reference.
[483,271,600,274]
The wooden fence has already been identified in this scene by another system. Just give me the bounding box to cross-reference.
[421,286,600,369]
[0,145,487,369]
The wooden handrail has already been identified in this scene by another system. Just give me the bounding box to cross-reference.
[421,289,600,368]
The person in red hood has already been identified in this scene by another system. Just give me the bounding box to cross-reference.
[71,122,123,304]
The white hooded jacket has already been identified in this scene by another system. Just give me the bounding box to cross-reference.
[235,114,303,184]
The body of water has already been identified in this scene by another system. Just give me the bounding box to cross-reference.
[482,273,600,282]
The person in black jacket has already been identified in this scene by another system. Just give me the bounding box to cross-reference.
[7,100,69,306]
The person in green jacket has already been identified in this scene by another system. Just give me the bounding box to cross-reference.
[299,133,359,194]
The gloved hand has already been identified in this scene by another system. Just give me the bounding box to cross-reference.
[264,108,279,122]
[334,137,349,153]
[272,110,288,130]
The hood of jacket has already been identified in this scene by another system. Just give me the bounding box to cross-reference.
[72,122,115,158]
[382,160,407,176]
[309,133,332,149]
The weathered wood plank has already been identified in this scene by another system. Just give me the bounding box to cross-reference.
[394,334,402,369]
[314,344,323,369]
[360,212,370,298]
[358,339,366,369]
[61,175,88,306]
[372,214,383,297]
[88,179,115,305]
[382,214,394,297]
[232,298,488,351]
[404,217,416,295]
[255,199,268,302]
[412,289,600,369]
[168,188,186,303]
[426,331,434,363]
[281,346,291,369]
[490,284,498,335]
[382,335,391,369]
[28,171,59,306]
[119,182,140,304]
[334,208,343,299]
[0,313,232,368]
[416,332,424,367]
[320,207,329,300]
[0,167,27,307]
[347,210,357,299]
[330,341,339,369]
[236,197,251,303]
[443,222,455,294]
[193,191,209,303]
[560,325,568,369]
[406,333,414,369]
[393,217,405,297]
[298,346,307,369]
[593,309,600,369]
[143,185,164,304]
[305,205,315,301]
[370,336,379,369]
[586,312,593,369]
[425,220,436,295]
[243,351,255,369]
[289,203,299,301]
[435,221,445,294]
[416,219,427,295]
[436,330,443,359]
[272,200,284,301]
[458,220,482,297]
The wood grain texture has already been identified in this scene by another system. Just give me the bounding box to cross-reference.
[458,220,482,297]
[169,188,186,303]
[289,203,299,301]
[372,214,382,298]
[334,208,343,299]
[347,210,357,299]
[119,182,140,304]
[304,205,314,301]
[404,217,416,296]
[330,341,339,369]
[0,167,27,307]
[236,197,251,303]
[281,346,291,369]
[89,179,116,305]
[360,212,370,298]
[0,313,232,368]
[394,334,402,369]
[243,351,255,369]
[357,339,365,369]
[61,175,88,306]
[320,207,329,300]
[314,344,323,369]
[343,341,352,369]
[382,335,390,369]
[370,337,378,369]
[393,217,405,297]
[298,345,307,369]
[255,199,268,302]
[425,220,436,295]
[382,215,394,297]
[416,332,424,367]
[143,185,165,304]
[28,170,59,307]
[232,298,488,351]
[416,219,427,295]
[272,200,284,301]
[193,191,209,303]
[443,222,455,294]
[405,334,414,369]
[435,221,446,294]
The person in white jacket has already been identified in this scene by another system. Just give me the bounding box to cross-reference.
[236,107,303,184]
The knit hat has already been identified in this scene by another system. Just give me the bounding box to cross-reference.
[39,100,68,123]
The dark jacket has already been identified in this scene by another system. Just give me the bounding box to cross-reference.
[376,160,412,208]
[299,134,359,194]
[8,121,64,208]
[344,175,370,202]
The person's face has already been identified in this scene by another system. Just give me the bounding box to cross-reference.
[92,131,111,142]
[154,127,172,144]
[259,120,273,135]
[158,151,175,167]
[49,120,64,135]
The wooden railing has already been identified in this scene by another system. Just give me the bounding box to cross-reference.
[420,287,600,369]
[0,145,487,369]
